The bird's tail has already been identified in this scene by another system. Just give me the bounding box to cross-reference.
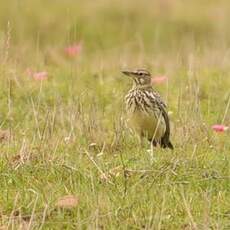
[160,138,174,150]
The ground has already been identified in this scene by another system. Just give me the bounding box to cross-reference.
[0,0,229,229]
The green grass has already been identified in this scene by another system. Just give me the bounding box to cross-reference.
[0,0,230,229]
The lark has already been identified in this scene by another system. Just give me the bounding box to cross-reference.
[122,69,173,149]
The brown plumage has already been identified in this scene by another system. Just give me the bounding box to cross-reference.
[122,69,173,149]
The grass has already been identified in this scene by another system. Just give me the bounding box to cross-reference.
[0,0,230,229]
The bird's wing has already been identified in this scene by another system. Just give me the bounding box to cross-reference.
[141,88,173,148]
[150,91,170,142]
[157,101,170,140]
[152,91,167,109]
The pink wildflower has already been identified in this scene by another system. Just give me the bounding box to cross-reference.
[64,43,82,57]
[211,124,229,133]
[26,68,48,81]
[32,71,48,81]
[151,76,168,84]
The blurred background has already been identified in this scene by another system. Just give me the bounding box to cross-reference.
[1,0,230,70]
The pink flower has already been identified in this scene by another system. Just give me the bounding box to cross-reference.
[151,76,168,84]
[211,124,229,133]
[32,71,48,80]
[26,69,48,81]
[64,43,82,57]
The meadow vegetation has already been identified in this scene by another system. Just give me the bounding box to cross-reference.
[0,0,229,229]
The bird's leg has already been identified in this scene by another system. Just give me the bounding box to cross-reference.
[151,140,157,147]
[148,138,157,164]
[139,133,145,148]
[148,138,157,148]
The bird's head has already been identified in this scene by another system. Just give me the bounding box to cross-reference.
[122,69,151,86]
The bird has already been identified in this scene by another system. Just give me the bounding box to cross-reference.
[122,69,173,149]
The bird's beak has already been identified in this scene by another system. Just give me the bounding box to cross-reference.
[122,70,134,77]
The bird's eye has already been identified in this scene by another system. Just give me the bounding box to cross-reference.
[139,72,143,76]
